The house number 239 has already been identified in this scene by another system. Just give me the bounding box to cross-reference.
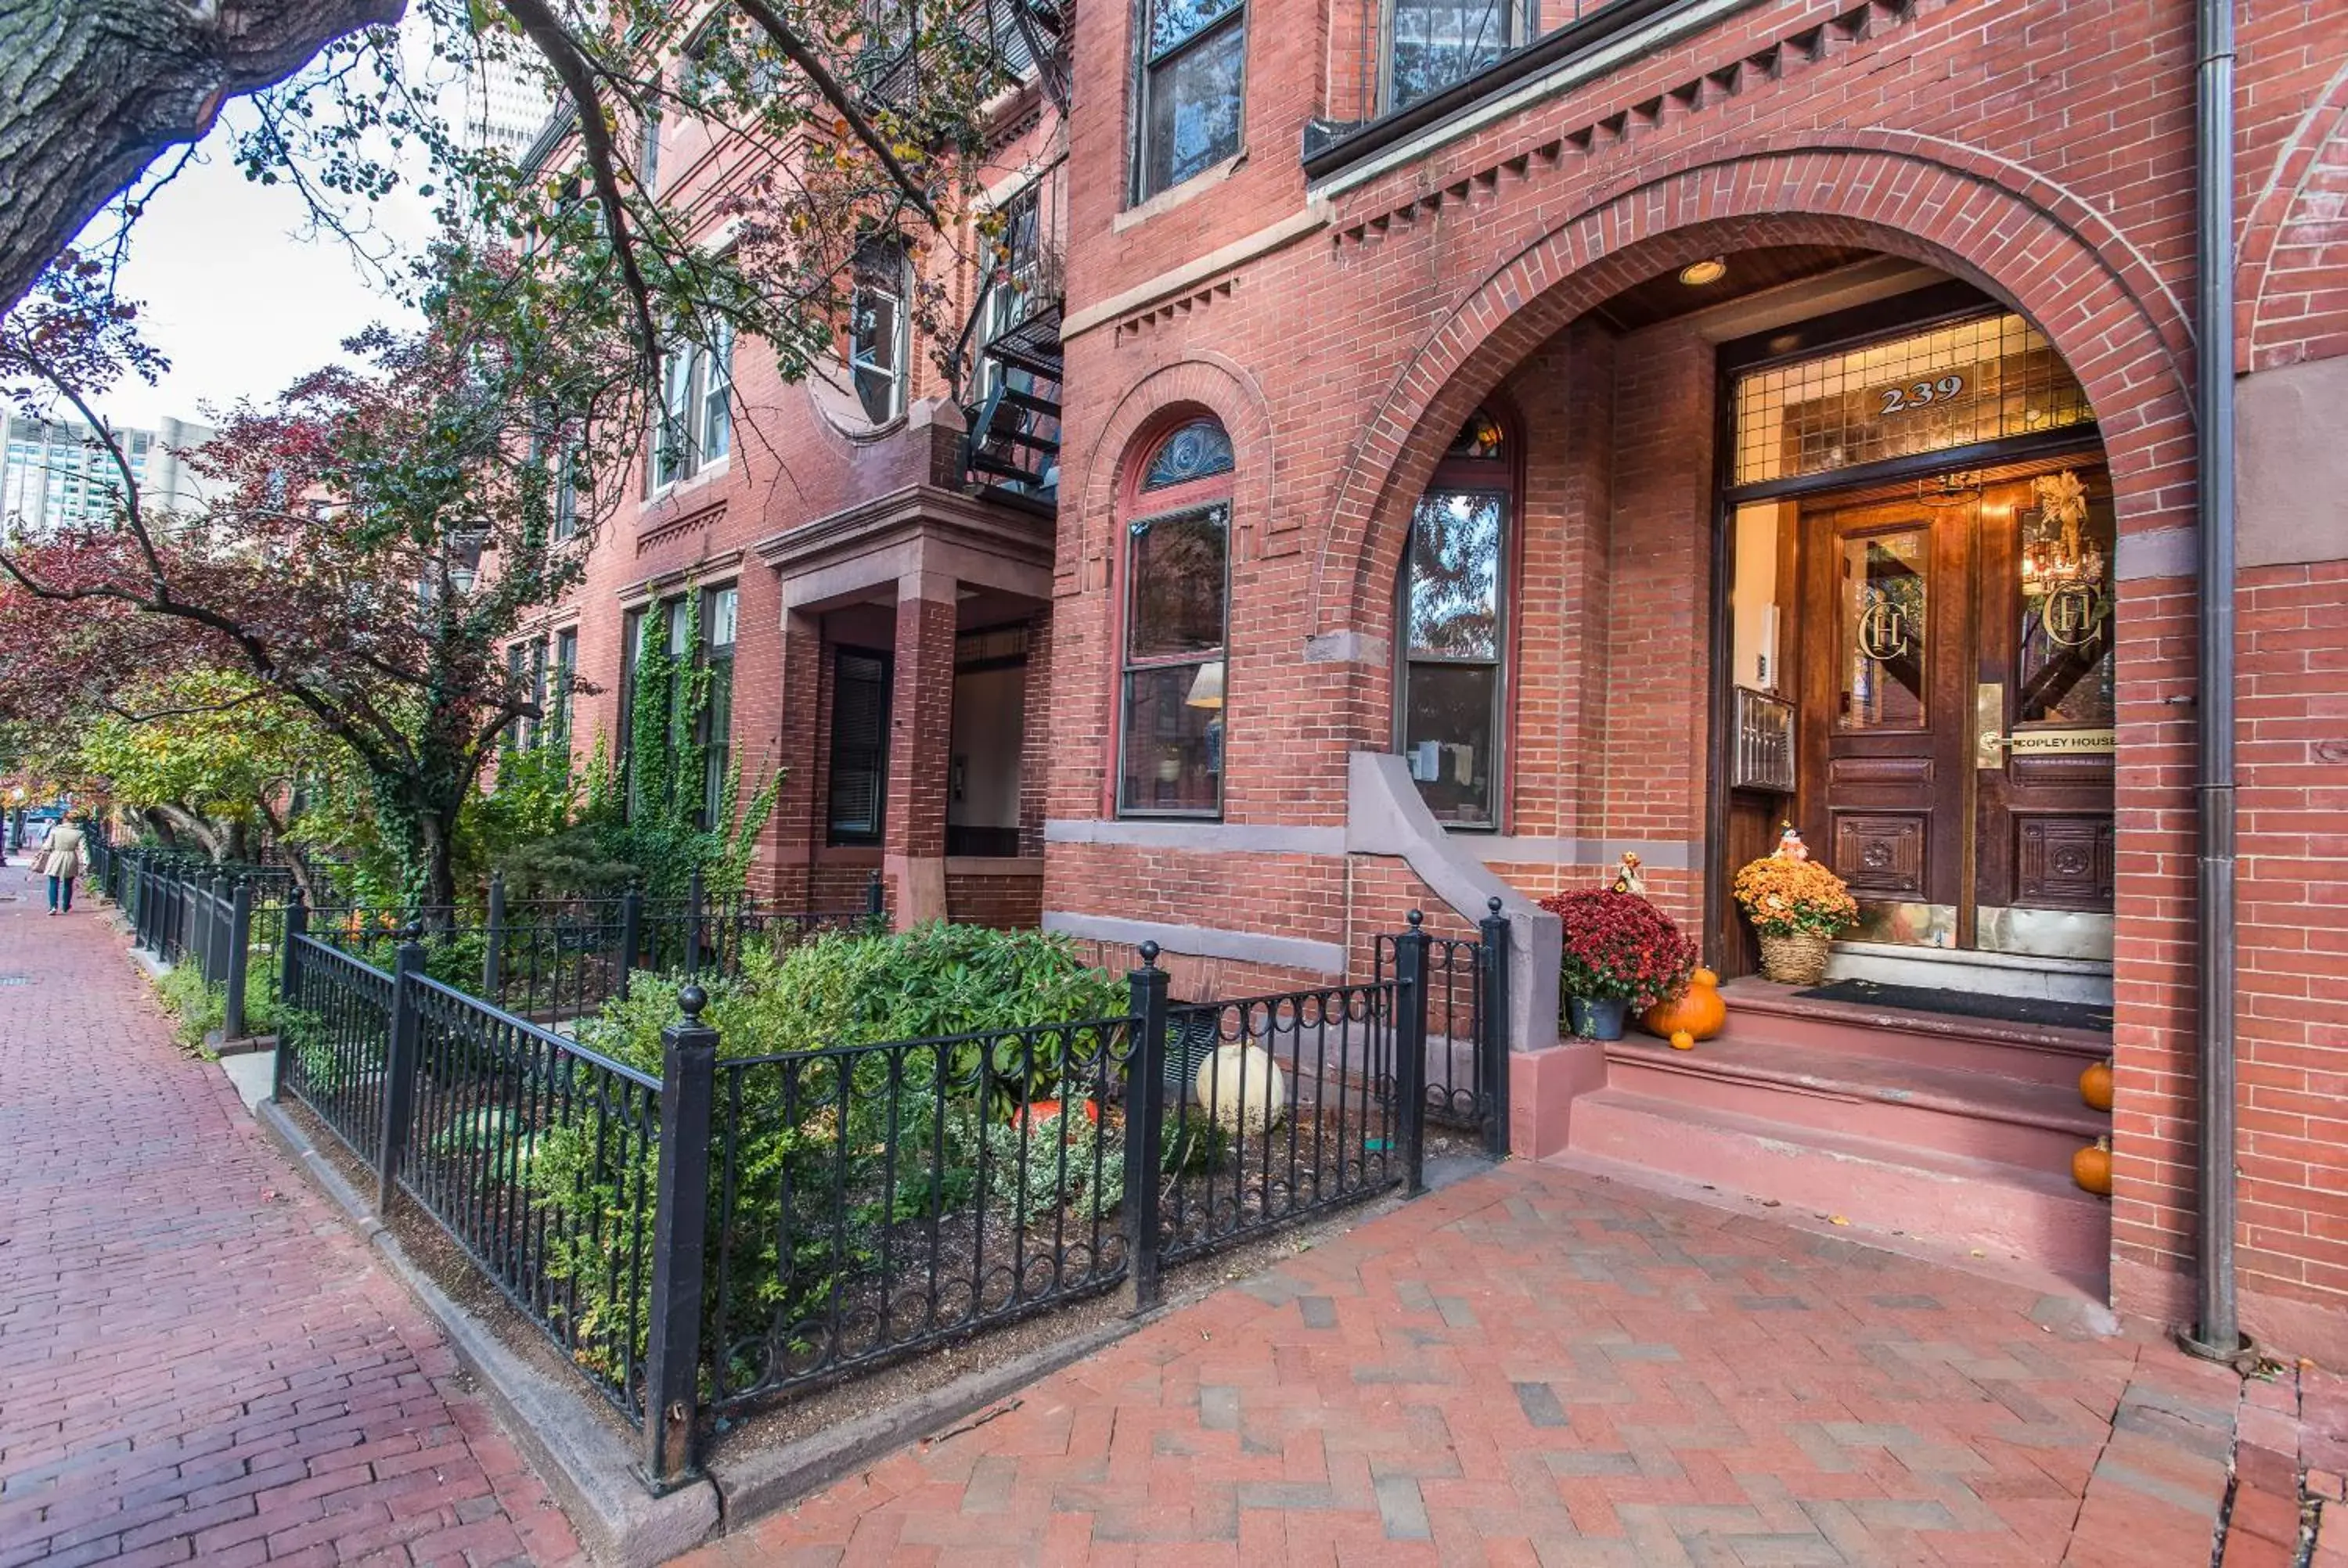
[1880,373,1965,413]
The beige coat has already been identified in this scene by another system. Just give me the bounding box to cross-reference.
[37,824,85,879]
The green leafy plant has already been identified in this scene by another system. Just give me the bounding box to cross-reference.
[536,922,1131,1390]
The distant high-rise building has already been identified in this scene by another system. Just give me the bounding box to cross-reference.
[0,414,214,537]
[459,54,556,160]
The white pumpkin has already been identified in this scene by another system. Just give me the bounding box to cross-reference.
[1194,1043,1285,1134]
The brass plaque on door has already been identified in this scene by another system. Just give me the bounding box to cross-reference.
[2008,728,2116,757]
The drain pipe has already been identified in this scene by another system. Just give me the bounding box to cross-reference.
[2181,0,2242,1362]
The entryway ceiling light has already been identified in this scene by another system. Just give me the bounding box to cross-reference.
[1680,257,1728,287]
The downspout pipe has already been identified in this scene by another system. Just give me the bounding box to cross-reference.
[2180,0,2243,1362]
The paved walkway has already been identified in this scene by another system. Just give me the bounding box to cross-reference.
[686,1158,2333,1567]
[0,883,581,1566]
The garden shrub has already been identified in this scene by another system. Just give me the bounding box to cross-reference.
[535,922,1132,1391]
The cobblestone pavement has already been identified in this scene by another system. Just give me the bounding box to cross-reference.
[686,1156,2336,1567]
[0,886,582,1566]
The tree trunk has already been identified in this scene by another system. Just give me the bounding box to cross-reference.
[0,0,405,312]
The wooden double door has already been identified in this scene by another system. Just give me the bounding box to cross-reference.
[1795,462,2116,959]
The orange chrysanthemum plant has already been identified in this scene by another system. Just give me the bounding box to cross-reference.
[1730,854,1859,939]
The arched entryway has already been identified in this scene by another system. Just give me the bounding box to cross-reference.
[1331,204,2177,1287]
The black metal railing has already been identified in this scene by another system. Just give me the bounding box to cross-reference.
[95,840,300,1042]
[703,1012,1135,1412]
[275,930,398,1167]
[307,872,884,1025]
[260,908,1488,1490]
[402,973,664,1422]
[1375,898,1512,1155]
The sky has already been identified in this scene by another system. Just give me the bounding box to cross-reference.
[92,113,433,433]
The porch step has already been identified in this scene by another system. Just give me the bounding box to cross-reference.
[1718,976,2110,1087]
[1602,1034,2106,1174]
[1557,1091,2112,1290]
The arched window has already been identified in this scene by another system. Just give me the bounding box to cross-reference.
[1118,416,1233,816]
[1397,407,1510,828]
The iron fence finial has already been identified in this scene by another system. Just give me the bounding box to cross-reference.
[678,982,708,1019]
[1138,940,1160,967]
[1489,895,1504,916]
[1407,908,1424,929]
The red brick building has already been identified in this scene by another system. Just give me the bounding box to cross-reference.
[546,0,2348,1358]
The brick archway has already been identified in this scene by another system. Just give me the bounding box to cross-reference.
[1310,146,2198,635]
[1074,351,1278,570]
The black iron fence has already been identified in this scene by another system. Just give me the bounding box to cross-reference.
[96,842,301,1041]
[308,872,884,1026]
[266,909,1489,1487]
[1376,897,1512,1156]
[91,843,879,1045]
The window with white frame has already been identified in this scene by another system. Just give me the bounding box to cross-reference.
[1135,0,1246,201]
[849,239,909,423]
[650,326,733,491]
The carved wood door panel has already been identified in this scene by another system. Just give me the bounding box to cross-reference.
[1971,467,2118,959]
[1794,466,2116,958]
[1800,494,1972,948]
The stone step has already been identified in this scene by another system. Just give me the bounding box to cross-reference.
[1601,1033,2107,1174]
[1561,1087,2112,1289]
[1716,976,2111,1087]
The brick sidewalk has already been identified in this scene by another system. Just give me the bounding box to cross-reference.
[0,889,582,1567]
[684,1156,2317,1566]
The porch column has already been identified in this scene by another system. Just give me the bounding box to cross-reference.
[884,570,956,927]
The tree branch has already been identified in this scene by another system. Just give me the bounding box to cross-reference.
[732,0,940,227]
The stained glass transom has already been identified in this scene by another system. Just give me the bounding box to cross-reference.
[1446,408,1504,460]
[1142,418,1235,490]
[1732,312,2093,487]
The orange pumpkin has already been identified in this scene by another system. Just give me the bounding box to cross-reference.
[1669,1030,1695,1051]
[1644,968,1727,1042]
[2072,1135,2112,1196]
[2079,1059,2114,1113]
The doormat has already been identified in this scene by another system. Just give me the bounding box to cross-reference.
[1794,978,2112,1033]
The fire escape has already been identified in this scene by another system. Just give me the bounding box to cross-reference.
[957,0,1068,511]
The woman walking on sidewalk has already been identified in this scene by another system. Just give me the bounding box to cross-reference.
[38,814,86,915]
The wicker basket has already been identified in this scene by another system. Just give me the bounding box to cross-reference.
[1756,930,1833,987]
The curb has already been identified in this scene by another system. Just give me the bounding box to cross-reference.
[254,1098,721,1566]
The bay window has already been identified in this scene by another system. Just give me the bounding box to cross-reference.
[850,239,909,423]
[650,328,733,491]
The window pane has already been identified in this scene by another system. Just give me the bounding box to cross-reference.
[852,243,906,423]
[1403,662,1497,825]
[1838,530,1928,730]
[1119,664,1223,812]
[1406,491,1502,659]
[1149,0,1241,56]
[828,651,891,843]
[654,347,693,486]
[702,653,733,827]
[1143,21,1244,196]
[2016,473,2115,728]
[1128,508,1227,660]
[708,586,738,649]
[1143,418,1234,489]
[701,327,733,462]
[1391,0,1508,110]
